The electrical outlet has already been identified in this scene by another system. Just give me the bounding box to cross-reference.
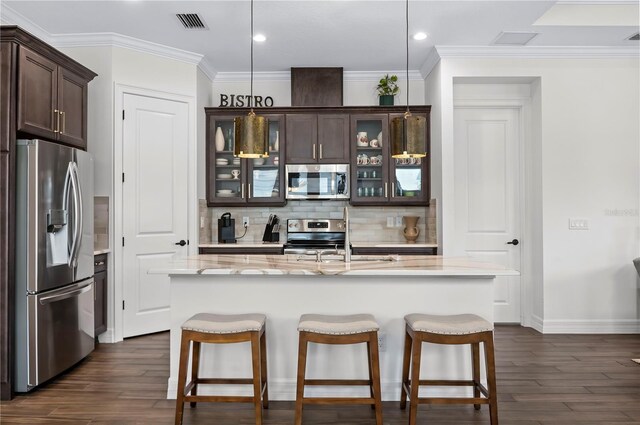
[200,217,204,229]
[243,217,250,227]
[395,216,402,227]
[387,217,394,228]
[569,218,589,230]
[378,332,386,352]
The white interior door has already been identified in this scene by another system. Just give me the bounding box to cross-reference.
[122,93,188,337]
[454,107,522,323]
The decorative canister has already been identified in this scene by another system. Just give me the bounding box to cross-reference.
[273,130,280,151]
[215,127,225,151]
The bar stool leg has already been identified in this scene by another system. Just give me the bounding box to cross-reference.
[174,332,191,425]
[408,335,422,425]
[294,332,309,425]
[260,326,269,409]
[250,332,263,425]
[472,342,481,410]
[399,325,412,410]
[366,340,375,409]
[189,341,201,408]
[369,331,384,425]
[484,333,499,425]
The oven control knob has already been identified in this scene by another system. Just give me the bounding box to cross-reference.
[337,223,343,229]
[289,222,298,228]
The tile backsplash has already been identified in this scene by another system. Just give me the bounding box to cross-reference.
[199,199,437,245]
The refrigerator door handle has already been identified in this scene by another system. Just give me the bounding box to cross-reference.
[68,162,82,268]
[38,281,92,305]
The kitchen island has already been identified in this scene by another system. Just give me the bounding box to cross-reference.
[150,254,518,401]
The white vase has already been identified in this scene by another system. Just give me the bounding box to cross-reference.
[215,127,225,151]
[273,130,280,151]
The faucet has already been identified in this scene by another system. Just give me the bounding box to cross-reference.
[343,206,351,263]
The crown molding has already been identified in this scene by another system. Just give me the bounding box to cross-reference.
[0,4,52,43]
[51,32,205,65]
[420,48,441,78]
[435,45,640,58]
[213,70,424,83]
[197,59,217,82]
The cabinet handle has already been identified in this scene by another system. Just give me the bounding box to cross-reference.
[241,183,245,199]
[312,144,316,160]
[391,183,395,198]
[248,183,251,199]
[54,109,59,133]
[384,182,388,198]
[94,261,105,266]
[319,144,323,160]
[60,111,66,134]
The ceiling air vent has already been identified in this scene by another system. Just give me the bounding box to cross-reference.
[176,13,208,30]
[493,32,538,46]
[628,32,640,41]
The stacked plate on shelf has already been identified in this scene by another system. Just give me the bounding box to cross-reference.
[216,189,236,197]
[216,158,229,165]
[217,173,232,179]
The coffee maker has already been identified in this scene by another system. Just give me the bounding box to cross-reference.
[217,212,236,243]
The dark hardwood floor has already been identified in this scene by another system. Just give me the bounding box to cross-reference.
[1,325,639,424]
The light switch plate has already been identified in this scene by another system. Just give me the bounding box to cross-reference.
[569,218,589,230]
[395,216,403,227]
[387,217,394,228]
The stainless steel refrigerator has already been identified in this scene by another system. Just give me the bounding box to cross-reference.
[14,139,95,392]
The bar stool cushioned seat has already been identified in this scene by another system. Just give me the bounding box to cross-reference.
[400,313,498,425]
[175,313,268,425]
[295,313,383,425]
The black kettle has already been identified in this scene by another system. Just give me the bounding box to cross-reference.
[221,212,232,227]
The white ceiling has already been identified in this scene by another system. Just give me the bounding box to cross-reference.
[2,1,639,75]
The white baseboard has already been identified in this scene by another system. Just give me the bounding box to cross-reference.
[166,378,478,401]
[97,328,115,343]
[530,314,544,333]
[541,319,640,334]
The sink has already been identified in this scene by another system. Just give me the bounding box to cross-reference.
[296,254,397,263]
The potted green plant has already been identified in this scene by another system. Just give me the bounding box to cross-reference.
[376,74,399,105]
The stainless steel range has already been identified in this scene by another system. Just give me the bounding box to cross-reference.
[283,219,346,255]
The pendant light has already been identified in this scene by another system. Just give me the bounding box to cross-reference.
[234,0,268,159]
[390,0,427,159]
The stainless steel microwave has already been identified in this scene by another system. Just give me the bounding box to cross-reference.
[285,164,349,200]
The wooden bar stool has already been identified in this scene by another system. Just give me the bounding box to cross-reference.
[295,313,383,425]
[174,313,268,425]
[400,313,498,425]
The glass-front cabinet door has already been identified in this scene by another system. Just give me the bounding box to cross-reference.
[206,113,285,206]
[350,114,389,205]
[350,112,430,206]
[247,115,285,204]
[388,112,429,205]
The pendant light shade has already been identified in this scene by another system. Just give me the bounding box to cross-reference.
[391,112,427,159]
[234,0,269,158]
[234,111,268,158]
[390,0,427,159]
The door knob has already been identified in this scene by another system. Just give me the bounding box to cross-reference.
[506,239,519,246]
[175,240,187,247]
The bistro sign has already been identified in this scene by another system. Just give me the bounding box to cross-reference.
[219,94,274,107]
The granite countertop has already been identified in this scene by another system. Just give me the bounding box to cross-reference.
[94,249,111,255]
[199,243,284,248]
[198,243,437,248]
[149,254,517,277]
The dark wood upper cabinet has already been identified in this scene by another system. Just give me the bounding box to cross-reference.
[57,67,88,148]
[317,114,349,163]
[8,27,96,150]
[17,47,57,139]
[285,113,349,164]
[285,114,317,164]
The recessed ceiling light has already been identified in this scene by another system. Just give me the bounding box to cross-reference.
[413,32,427,41]
[253,34,266,42]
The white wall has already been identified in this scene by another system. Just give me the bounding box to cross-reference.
[197,69,213,199]
[424,62,442,253]
[433,56,640,332]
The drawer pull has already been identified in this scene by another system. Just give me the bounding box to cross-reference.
[94,261,105,266]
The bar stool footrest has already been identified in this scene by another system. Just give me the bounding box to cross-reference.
[305,379,372,386]
[184,395,256,403]
[419,397,489,405]
[303,397,375,405]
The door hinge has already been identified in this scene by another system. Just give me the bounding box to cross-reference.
[122,237,125,247]
[122,110,125,120]
[122,172,125,183]
[122,300,125,310]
